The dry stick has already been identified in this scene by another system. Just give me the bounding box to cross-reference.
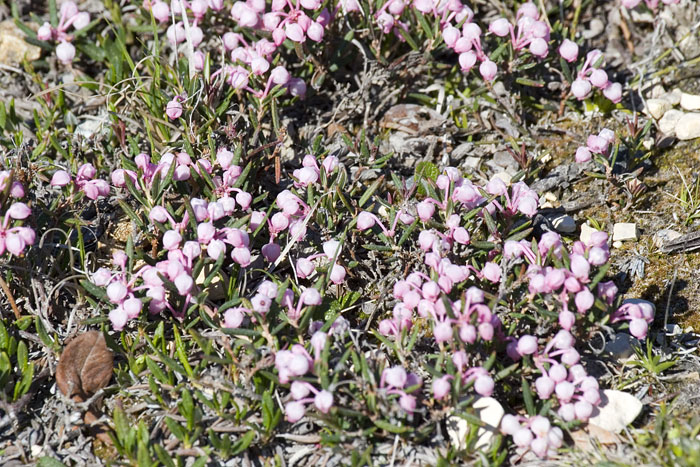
[662,268,677,351]
[0,275,21,320]
[618,9,636,55]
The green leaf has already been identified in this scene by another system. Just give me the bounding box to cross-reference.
[164,417,187,441]
[358,177,382,209]
[80,279,108,302]
[231,430,255,455]
[373,419,412,434]
[414,161,439,182]
[522,377,535,416]
[146,357,171,385]
[16,340,27,371]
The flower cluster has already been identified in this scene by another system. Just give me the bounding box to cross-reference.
[501,414,564,458]
[277,331,335,422]
[516,331,602,420]
[570,50,622,103]
[488,3,551,59]
[36,1,90,63]
[51,163,110,200]
[223,280,323,327]
[0,172,34,257]
[574,128,615,163]
[380,366,422,413]
[147,0,327,98]
[295,239,346,284]
[612,299,655,339]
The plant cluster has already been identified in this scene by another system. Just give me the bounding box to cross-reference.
[0,0,690,463]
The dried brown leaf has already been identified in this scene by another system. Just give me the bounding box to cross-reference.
[56,331,114,400]
[571,424,621,450]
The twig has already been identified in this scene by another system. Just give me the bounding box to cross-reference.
[662,268,677,350]
[0,275,21,320]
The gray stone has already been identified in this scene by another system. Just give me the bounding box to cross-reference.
[0,21,41,66]
[675,113,700,140]
[613,223,639,242]
[604,333,636,359]
[663,88,682,105]
[452,142,474,160]
[658,109,684,136]
[680,93,700,111]
[589,390,643,433]
[580,223,599,246]
[582,18,604,39]
[653,229,682,249]
[645,99,671,119]
[447,397,504,451]
[551,214,576,234]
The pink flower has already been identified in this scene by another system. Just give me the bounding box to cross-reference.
[603,82,622,103]
[571,78,592,99]
[109,307,128,330]
[285,401,306,422]
[535,375,555,399]
[383,366,407,388]
[37,22,52,41]
[432,375,452,399]
[575,147,592,163]
[589,69,609,88]
[357,212,376,230]
[575,289,594,312]
[559,39,579,62]
[330,264,346,284]
[314,390,333,413]
[517,335,538,355]
[56,42,75,64]
[481,262,501,283]
[151,1,170,22]
[474,374,494,396]
[479,60,497,81]
[489,18,510,37]
[166,98,183,120]
[529,38,549,58]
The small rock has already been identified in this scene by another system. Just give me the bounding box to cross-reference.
[0,21,41,66]
[645,98,671,119]
[195,264,227,301]
[551,214,576,234]
[613,223,639,242]
[452,142,474,160]
[604,333,636,359]
[675,113,700,140]
[658,109,684,136]
[446,397,504,451]
[654,228,682,248]
[679,33,700,61]
[613,241,623,248]
[680,93,700,111]
[662,88,682,106]
[649,84,667,99]
[588,389,643,433]
[463,156,481,169]
[75,118,105,140]
[582,18,604,39]
[579,223,598,246]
